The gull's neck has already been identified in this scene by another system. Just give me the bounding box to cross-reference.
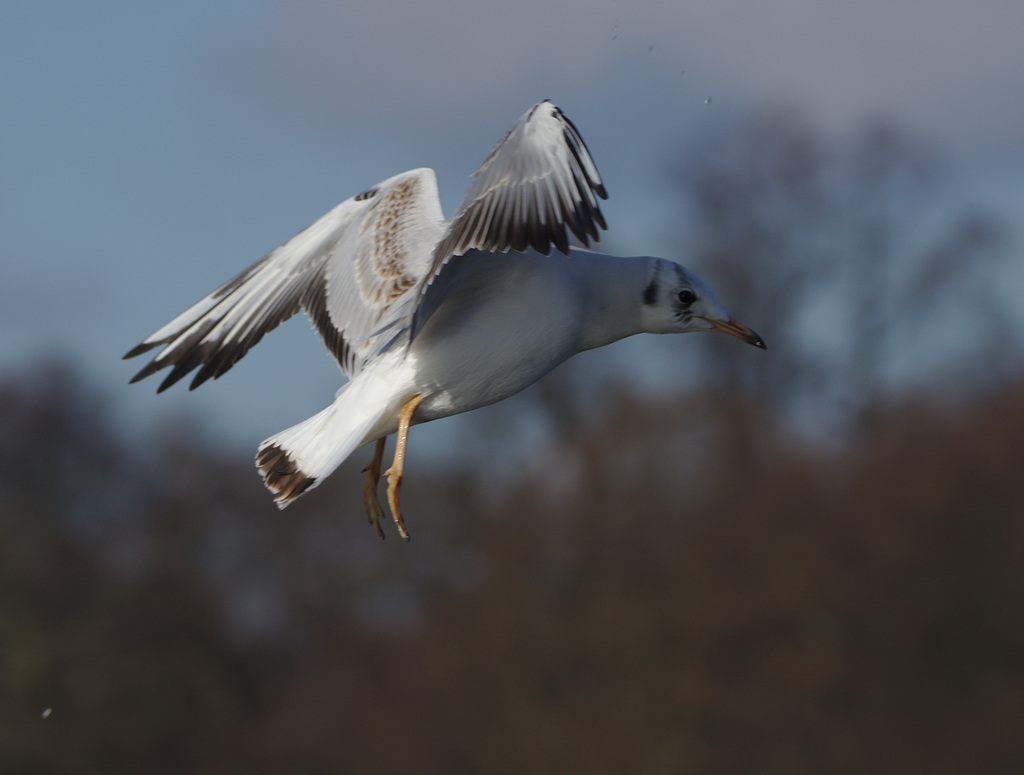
[568,250,655,352]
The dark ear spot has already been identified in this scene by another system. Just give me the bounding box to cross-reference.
[642,280,657,306]
[642,262,660,306]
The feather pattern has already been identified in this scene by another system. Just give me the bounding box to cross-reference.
[125,101,608,391]
[432,101,606,268]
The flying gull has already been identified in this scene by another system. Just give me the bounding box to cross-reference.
[125,101,765,539]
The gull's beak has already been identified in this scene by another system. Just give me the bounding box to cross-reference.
[702,316,767,350]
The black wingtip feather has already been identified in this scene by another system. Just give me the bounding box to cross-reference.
[129,358,169,386]
[124,341,158,360]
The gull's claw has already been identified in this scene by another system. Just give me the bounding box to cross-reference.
[362,438,387,539]
[385,465,409,541]
[384,394,424,541]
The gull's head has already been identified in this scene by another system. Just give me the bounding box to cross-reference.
[640,259,766,349]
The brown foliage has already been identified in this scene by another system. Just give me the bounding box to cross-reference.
[2,364,1023,773]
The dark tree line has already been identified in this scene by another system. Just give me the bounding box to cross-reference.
[3,360,1023,774]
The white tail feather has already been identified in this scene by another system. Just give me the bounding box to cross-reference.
[256,385,381,508]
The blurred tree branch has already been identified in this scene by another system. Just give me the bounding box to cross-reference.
[6,359,1024,773]
[670,107,1018,431]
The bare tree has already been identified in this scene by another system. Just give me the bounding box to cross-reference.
[671,107,1014,430]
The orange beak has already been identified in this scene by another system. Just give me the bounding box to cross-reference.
[702,316,767,349]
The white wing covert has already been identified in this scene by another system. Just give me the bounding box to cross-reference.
[125,169,445,390]
[412,100,608,337]
[432,101,606,267]
[125,102,607,389]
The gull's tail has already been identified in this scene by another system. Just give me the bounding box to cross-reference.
[256,383,381,508]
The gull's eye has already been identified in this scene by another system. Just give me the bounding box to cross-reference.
[677,288,697,306]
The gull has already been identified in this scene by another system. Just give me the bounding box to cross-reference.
[125,101,765,539]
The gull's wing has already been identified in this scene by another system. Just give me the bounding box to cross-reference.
[434,100,607,265]
[126,102,607,389]
[409,101,608,336]
[125,168,445,391]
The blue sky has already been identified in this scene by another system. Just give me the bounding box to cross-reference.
[3,1,1023,451]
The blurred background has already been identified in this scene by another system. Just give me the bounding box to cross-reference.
[3,2,1023,772]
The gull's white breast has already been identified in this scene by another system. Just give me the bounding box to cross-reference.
[407,251,586,422]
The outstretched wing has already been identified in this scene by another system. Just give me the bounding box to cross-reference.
[434,100,607,266]
[126,102,608,389]
[410,101,608,336]
[124,168,445,391]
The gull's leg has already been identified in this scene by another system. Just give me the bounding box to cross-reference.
[384,394,425,541]
[362,437,387,540]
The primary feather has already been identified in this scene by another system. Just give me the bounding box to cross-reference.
[126,101,607,391]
